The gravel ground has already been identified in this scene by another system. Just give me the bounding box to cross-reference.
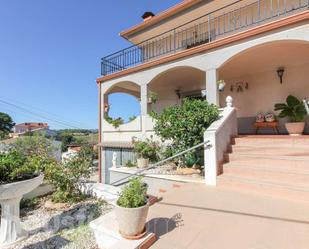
[10,197,113,249]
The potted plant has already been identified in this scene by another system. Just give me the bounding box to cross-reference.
[115,177,149,239]
[132,138,158,168]
[274,95,307,135]
[217,80,226,92]
[148,91,158,104]
[0,150,44,247]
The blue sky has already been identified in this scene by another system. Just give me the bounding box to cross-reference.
[0,0,180,130]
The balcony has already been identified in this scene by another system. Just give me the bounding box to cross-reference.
[101,0,309,76]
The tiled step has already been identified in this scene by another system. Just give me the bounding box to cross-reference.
[220,135,309,202]
[223,167,309,188]
[218,175,309,202]
[230,145,309,156]
[226,152,309,162]
[224,160,309,174]
[233,136,309,146]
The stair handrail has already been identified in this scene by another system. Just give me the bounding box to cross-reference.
[303,99,309,115]
[110,140,211,186]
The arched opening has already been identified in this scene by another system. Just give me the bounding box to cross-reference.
[218,40,309,134]
[148,66,205,113]
[104,81,141,126]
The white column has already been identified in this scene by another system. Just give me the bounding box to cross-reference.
[206,68,219,106]
[140,84,148,137]
[0,197,28,247]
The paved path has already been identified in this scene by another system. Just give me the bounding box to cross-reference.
[148,183,309,249]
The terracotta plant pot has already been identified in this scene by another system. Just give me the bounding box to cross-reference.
[137,158,149,168]
[285,122,305,136]
[115,202,149,239]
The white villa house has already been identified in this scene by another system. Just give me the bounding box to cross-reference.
[96,0,309,189]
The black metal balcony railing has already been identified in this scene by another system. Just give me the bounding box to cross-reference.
[101,0,309,76]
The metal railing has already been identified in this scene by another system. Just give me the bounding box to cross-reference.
[101,0,308,76]
[110,140,211,186]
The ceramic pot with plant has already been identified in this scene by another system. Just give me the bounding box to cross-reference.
[274,95,307,135]
[115,177,149,239]
[132,138,158,168]
[217,80,226,92]
[0,150,44,247]
[147,91,158,104]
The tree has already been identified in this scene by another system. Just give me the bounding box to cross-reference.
[56,131,75,152]
[0,112,15,139]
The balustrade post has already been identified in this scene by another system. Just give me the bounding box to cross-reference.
[208,15,211,41]
[226,96,233,108]
[101,59,105,76]
[173,29,176,53]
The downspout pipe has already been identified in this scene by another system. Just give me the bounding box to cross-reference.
[98,81,102,183]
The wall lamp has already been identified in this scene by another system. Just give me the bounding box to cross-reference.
[277,67,285,84]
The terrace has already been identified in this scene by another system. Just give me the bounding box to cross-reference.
[101,0,309,77]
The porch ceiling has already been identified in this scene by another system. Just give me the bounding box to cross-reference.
[219,42,309,78]
[149,66,205,92]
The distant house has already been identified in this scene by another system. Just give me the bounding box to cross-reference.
[11,122,56,138]
[61,145,81,162]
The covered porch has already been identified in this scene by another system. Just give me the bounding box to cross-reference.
[219,40,309,134]
[102,39,309,138]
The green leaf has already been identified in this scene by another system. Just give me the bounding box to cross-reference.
[286,95,300,108]
[274,103,287,111]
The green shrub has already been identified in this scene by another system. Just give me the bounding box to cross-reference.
[45,146,92,203]
[124,160,135,168]
[0,135,59,184]
[274,95,306,122]
[150,98,219,157]
[104,113,124,128]
[132,137,159,162]
[184,153,201,167]
[117,177,148,208]
[128,116,137,122]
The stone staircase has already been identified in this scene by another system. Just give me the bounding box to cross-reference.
[218,135,309,202]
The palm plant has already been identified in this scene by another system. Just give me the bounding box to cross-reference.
[274,95,306,122]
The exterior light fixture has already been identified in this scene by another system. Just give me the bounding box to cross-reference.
[277,67,285,84]
[175,89,181,99]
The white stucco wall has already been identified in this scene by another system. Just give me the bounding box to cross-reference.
[219,63,309,118]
